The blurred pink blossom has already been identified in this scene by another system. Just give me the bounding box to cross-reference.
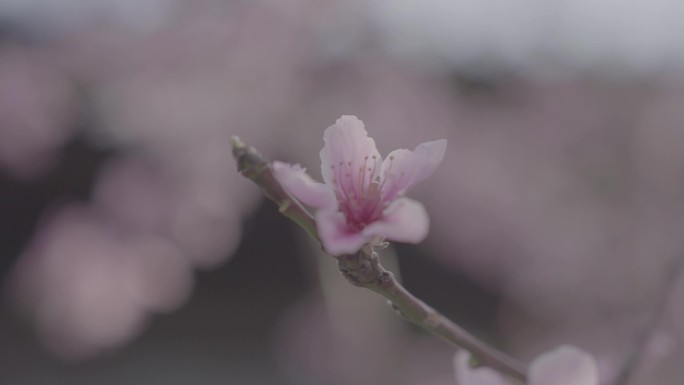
[0,44,77,178]
[6,1,319,359]
[8,205,193,360]
[455,346,598,385]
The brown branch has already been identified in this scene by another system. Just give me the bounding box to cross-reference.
[231,136,318,240]
[231,136,528,383]
[338,249,527,382]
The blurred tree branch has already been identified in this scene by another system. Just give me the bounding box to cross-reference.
[612,255,684,385]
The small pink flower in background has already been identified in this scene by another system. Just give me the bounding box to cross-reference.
[454,346,598,385]
[274,115,446,255]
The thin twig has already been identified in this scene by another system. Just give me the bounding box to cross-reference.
[611,255,684,385]
[231,136,528,383]
[231,136,318,239]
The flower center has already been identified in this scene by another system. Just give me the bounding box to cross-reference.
[330,155,385,231]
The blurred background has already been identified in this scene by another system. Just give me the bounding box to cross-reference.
[2,0,684,384]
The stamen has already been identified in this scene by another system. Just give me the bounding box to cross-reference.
[358,156,370,194]
[377,155,395,192]
[366,156,379,193]
[334,160,354,204]
[358,166,365,193]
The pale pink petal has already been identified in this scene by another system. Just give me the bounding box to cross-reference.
[316,209,370,256]
[379,139,447,201]
[273,161,336,209]
[362,198,429,243]
[320,116,382,195]
[529,346,598,385]
[454,350,511,385]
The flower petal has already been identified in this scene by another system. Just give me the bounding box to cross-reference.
[454,350,511,385]
[316,209,370,256]
[379,139,447,201]
[320,116,382,197]
[273,161,336,209]
[362,197,429,244]
[529,346,598,385]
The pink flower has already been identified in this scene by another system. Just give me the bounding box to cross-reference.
[454,346,599,385]
[273,115,446,256]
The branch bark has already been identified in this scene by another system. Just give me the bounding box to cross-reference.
[231,136,318,240]
[338,249,527,382]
